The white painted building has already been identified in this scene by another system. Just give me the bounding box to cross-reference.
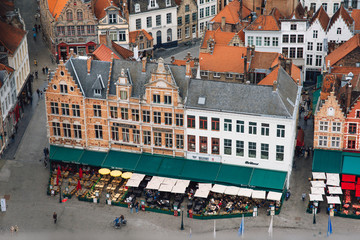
[184,67,302,187]
[128,0,178,48]
[0,66,16,124]
[302,0,341,17]
[197,0,217,37]
[326,6,354,43]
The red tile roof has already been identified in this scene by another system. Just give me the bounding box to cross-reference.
[269,7,284,22]
[237,28,245,43]
[351,9,360,31]
[309,6,329,31]
[257,64,301,85]
[47,0,69,20]
[320,74,336,100]
[129,30,153,43]
[245,15,280,31]
[331,66,360,75]
[111,41,134,59]
[0,20,26,55]
[172,59,195,67]
[0,63,14,73]
[289,2,306,19]
[93,44,121,62]
[250,52,280,69]
[211,0,251,24]
[201,29,237,49]
[328,5,353,31]
[0,0,14,18]
[93,0,112,20]
[326,34,360,66]
[175,0,182,5]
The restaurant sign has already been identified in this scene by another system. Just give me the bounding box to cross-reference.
[186,153,221,162]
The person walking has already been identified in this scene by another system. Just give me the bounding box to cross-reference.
[35,71,38,79]
[302,193,306,201]
[42,67,45,74]
[53,212,57,224]
[36,89,40,98]
[135,201,139,213]
[34,59,37,66]
[130,203,133,214]
[45,66,49,74]
[33,32,37,41]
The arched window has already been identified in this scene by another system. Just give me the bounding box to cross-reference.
[337,28,341,34]
[77,10,83,21]
[66,11,73,21]
[167,29,172,42]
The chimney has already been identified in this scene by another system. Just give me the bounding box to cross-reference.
[285,59,292,76]
[273,80,278,92]
[185,60,191,78]
[221,17,226,30]
[346,84,353,112]
[243,55,247,81]
[87,56,92,74]
[171,56,175,63]
[186,52,191,61]
[142,57,147,72]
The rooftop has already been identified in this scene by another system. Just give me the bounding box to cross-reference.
[245,15,280,31]
[326,34,360,67]
[92,44,121,62]
[0,20,26,54]
[211,0,251,24]
[309,6,329,31]
[47,0,69,20]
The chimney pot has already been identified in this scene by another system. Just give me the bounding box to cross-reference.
[142,57,147,72]
[87,57,92,74]
[171,56,175,63]
[185,60,191,78]
[221,17,226,30]
[273,80,278,91]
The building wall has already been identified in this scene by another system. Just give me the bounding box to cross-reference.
[305,20,327,72]
[327,17,354,43]
[130,32,154,55]
[244,30,281,53]
[264,0,297,17]
[343,98,360,151]
[303,0,341,17]
[197,0,217,37]
[177,0,198,43]
[332,47,360,67]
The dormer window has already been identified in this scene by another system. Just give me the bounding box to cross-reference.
[109,13,117,23]
[94,89,101,96]
[166,0,171,6]
[148,0,158,9]
[337,28,341,34]
[135,4,140,13]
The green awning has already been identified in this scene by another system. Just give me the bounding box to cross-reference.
[250,169,287,191]
[50,145,83,164]
[135,154,163,175]
[79,150,107,167]
[312,89,321,113]
[157,157,185,178]
[216,164,253,186]
[102,150,141,171]
[312,149,342,173]
[180,160,220,182]
[342,155,360,175]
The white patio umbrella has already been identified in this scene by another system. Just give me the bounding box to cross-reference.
[309,194,324,201]
[211,184,227,194]
[311,187,325,195]
[327,196,341,204]
[237,188,253,197]
[312,172,326,180]
[267,192,282,201]
[251,190,266,200]
[311,181,326,188]
[328,187,343,195]
[224,186,240,196]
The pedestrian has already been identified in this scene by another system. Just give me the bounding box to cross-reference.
[130,203,133,214]
[53,212,57,224]
[135,201,139,213]
[44,158,48,168]
[34,59,37,66]
[35,71,38,79]
[38,24,41,31]
[32,27,36,32]
[40,90,43,98]
[43,147,48,158]
[42,67,45,74]
[302,193,306,201]
[45,66,49,74]
[15,124,18,134]
[33,32,37,41]
[34,24,38,33]
[36,89,40,98]
[35,14,38,21]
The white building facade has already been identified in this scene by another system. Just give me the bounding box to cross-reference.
[326,9,354,43]
[244,30,281,53]
[197,0,217,37]
[302,0,341,17]
[128,0,178,48]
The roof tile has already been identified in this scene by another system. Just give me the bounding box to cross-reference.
[245,15,280,31]
[93,44,121,62]
[0,20,26,54]
[111,41,134,59]
[47,0,69,20]
[309,6,329,31]
[326,34,360,66]
[328,5,353,31]
[129,29,153,43]
[211,0,251,24]
[351,9,360,31]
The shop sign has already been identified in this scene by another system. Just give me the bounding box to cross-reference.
[153,128,172,133]
[245,161,259,166]
[1,198,6,212]
[186,153,221,162]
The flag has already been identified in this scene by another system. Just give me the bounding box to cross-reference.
[213,220,216,239]
[189,228,192,239]
[268,215,273,239]
[327,216,333,236]
[238,214,244,237]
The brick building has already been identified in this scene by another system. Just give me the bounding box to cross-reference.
[175,0,198,43]
[129,29,154,58]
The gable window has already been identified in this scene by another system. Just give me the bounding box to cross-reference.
[307,42,313,51]
[66,11,73,21]
[120,90,127,100]
[188,135,195,151]
[166,0,171,6]
[276,145,284,161]
[121,108,129,120]
[290,24,297,30]
[261,123,269,136]
[319,121,328,131]
[277,125,285,137]
[224,139,232,155]
[282,35,289,43]
[156,15,161,26]
[61,103,70,116]
[272,37,278,46]
[136,19,141,30]
[333,3,339,13]
[337,28,341,34]
[247,36,253,46]
[261,143,269,159]
[93,105,101,117]
[135,4,140,12]
[94,89,101,96]
[164,95,172,104]
[153,111,161,124]
[249,122,257,134]
[349,123,357,134]
[318,136,328,147]
[310,3,316,12]
[212,138,219,154]
[313,30,318,39]
[166,13,172,24]
[187,115,195,128]
[153,94,160,103]
[200,136,207,153]
[108,13,117,24]
[176,114,183,126]
[150,0,156,7]
[322,3,327,12]
[60,84,68,94]
[77,10,83,21]
[248,142,256,158]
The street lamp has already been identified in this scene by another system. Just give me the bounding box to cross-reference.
[59,185,62,203]
[180,206,184,230]
[313,201,318,224]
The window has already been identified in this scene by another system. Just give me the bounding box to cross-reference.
[318,136,328,147]
[74,124,82,139]
[95,125,103,139]
[150,0,156,7]
[175,114,183,126]
[357,111,360,118]
[143,110,150,123]
[199,117,207,129]
[319,121,329,131]
[154,111,161,124]
[132,129,140,144]
[188,135,195,151]
[200,136,207,153]
[185,27,190,38]
[316,43,323,51]
[200,22,204,33]
[337,28,341,34]
[185,4,190,12]
[192,12,197,21]
[261,143,269,159]
[264,37,270,46]
[66,11,73,21]
[185,14,190,24]
[332,122,341,132]
[60,84,68,93]
[111,126,119,141]
[310,3,316,12]
[200,8,204,18]
[353,0,358,8]
[167,29,172,41]
[224,119,232,131]
[277,125,285,137]
[249,122,257,134]
[93,105,101,117]
[165,133,173,147]
[205,6,210,16]
[109,13,116,23]
[333,3,339,13]
[297,48,303,58]
[289,48,296,58]
[164,112,172,125]
[61,103,70,116]
[331,137,340,148]
[224,139,232,155]
[235,120,244,133]
[282,48,288,57]
[236,141,244,156]
[248,142,256,158]
[87,25,95,34]
[276,145,284,161]
[120,108,128,120]
[315,55,322,67]
[143,131,151,145]
[290,35,296,43]
[166,0,171,6]
[290,24,297,30]
[57,26,65,36]
[200,0,204,3]
[147,16,152,28]
[255,36,262,46]
[208,118,219,131]
[187,115,195,128]
[247,36,253,46]
[72,104,80,117]
[313,30,318,39]
[153,94,160,103]
[135,3,140,12]
[306,55,313,65]
[307,42,313,51]
[272,37,278,46]
[322,3,327,12]
[176,134,184,149]
[201,71,208,76]
[213,72,220,78]
[166,13,172,24]
[94,89,101,96]
[282,35,289,43]
[178,17,182,26]
[122,128,129,142]
[136,19,141,30]
[51,102,59,114]
[156,15,161,26]
[131,109,140,121]
[298,35,304,43]
[53,122,61,136]
[117,31,126,41]
[348,137,356,149]
[120,90,127,100]
[226,73,233,79]
[211,5,215,15]
[261,123,269,136]
[349,123,357,134]
[164,95,172,104]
